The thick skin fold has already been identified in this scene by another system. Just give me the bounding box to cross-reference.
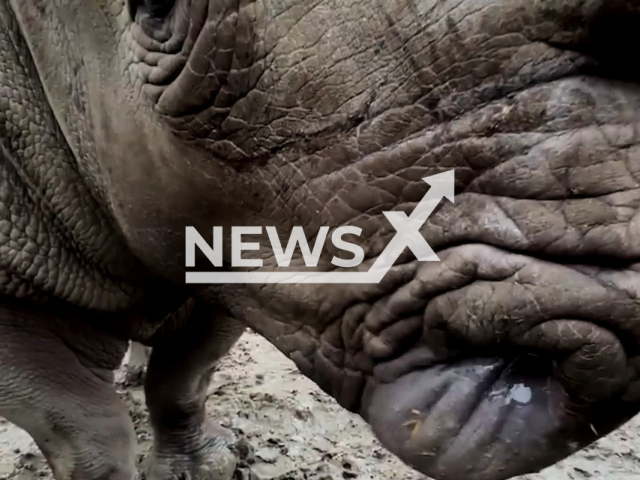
[362,245,640,480]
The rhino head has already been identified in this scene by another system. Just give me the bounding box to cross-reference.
[11,0,640,478]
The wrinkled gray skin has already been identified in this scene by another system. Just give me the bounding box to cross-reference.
[2,0,640,479]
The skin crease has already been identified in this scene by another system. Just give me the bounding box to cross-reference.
[1,0,640,479]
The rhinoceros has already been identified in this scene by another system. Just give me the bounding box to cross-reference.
[1,0,639,479]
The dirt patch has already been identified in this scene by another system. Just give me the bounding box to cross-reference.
[1,331,640,479]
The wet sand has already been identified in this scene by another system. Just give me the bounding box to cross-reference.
[1,331,639,480]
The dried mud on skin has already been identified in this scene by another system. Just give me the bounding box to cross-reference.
[1,332,640,480]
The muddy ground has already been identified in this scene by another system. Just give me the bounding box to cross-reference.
[1,330,639,480]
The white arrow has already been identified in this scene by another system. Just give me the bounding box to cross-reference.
[408,170,455,224]
[369,170,455,276]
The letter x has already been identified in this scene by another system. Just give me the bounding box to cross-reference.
[382,210,438,261]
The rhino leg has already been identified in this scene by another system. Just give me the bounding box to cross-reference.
[144,302,244,480]
[0,300,135,480]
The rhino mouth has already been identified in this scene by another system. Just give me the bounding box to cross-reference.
[367,355,626,480]
[363,245,640,480]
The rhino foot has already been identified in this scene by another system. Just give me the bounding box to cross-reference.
[145,422,237,480]
[143,304,243,480]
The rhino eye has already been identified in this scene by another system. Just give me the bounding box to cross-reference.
[144,0,175,17]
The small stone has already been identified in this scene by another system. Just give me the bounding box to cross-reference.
[372,449,386,460]
[573,467,592,478]
[233,439,254,461]
[255,447,279,464]
[294,408,312,421]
